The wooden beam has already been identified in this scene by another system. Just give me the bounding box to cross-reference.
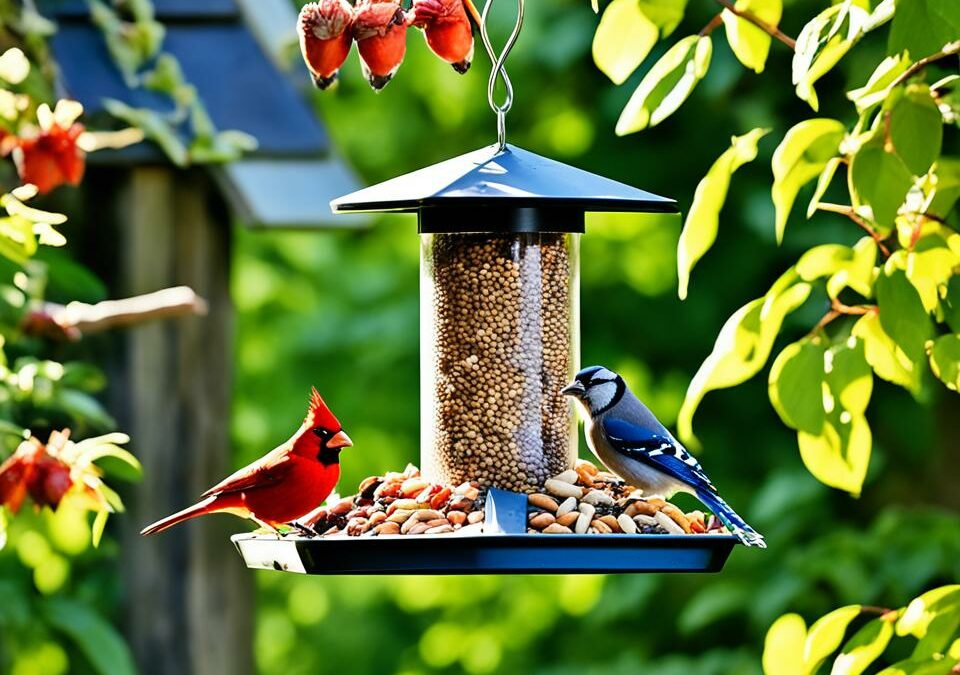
[100,166,253,675]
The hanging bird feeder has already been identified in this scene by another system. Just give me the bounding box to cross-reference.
[233,0,740,574]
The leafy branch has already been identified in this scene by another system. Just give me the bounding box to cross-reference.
[709,0,796,49]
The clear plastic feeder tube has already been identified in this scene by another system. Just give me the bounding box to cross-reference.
[421,231,580,492]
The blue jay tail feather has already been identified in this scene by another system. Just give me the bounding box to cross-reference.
[695,488,766,549]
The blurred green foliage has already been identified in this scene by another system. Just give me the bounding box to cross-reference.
[232,1,958,673]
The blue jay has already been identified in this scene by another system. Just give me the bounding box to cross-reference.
[562,365,765,548]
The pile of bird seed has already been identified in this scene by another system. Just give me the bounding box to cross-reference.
[421,232,576,493]
[526,459,730,535]
[300,464,484,537]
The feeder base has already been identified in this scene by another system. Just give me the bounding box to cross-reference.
[231,489,739,575]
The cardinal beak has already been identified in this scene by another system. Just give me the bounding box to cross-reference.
[327,430,353,450]
[561,380,586,397]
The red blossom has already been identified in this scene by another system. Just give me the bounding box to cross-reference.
[0,432,76,513]
[13,122,86,194]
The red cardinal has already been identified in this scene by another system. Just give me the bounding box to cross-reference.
[141,388,352,535]
[412,0,474,73]
[298,0,355,90]
[353,0,409,90]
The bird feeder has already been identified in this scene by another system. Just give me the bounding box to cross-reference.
[233,0,741,575]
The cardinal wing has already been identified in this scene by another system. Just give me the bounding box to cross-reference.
[201,446,294,497]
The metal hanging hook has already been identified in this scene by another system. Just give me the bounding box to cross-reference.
[479,0,524,151]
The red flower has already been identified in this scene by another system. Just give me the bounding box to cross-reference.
[0,432,75,513]
[13,121,86,194]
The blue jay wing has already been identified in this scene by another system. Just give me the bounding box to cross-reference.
[601,418,717,494]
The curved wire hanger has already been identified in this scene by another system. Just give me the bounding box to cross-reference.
[478,0,525,151]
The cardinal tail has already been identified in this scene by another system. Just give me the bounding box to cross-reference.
[695,488,766,549]
[141,495,226,536]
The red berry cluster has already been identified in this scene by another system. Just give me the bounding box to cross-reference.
[298,0,475,91]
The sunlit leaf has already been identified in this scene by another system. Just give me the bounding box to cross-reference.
[637,0,689,37]
[722,0,782,73]
[805,606,862,673]
[876,656,955,675]
[593,0,659,85]
[616,35,712,135]
[831,616,894,675]
[886,86,943,176]
[91,509,108,548]
[807,156,843,218]
[678,127,769,299]
[888,0,960,60]
[849,135,914,227]
[847,53,909,113]
[852,312,919,392]
[928,334,960,392]
[772,119,846,243]
[796,238,876,299]
[763,613,807,675]
[769,339,826,435]
[906,237,959,312]
[678,274,811,447]
[898,586,960,638]
[793,3,869,111]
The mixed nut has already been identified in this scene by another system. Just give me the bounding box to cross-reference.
[294,459,727,538]
[298,463,484,537]
[527,459,730,536]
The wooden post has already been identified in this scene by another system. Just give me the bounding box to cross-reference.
[103,167,253,675]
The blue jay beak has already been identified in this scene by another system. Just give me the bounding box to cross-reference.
[561,380,586,397]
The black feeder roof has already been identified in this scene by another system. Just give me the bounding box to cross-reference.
[331,143,679,234]
[39,0,365,228]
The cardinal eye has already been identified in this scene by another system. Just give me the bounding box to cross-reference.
[312,427,331,440]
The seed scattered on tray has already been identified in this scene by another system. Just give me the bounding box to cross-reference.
[297,464,484,537]
[527,459,729,536]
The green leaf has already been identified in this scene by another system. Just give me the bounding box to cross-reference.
[876,267,935,368]
[593,0,659,85]
[807,156,843,217]
[877,657,956,675]
[805,606,862,673]
[763,613,807,675]
[796,237,876,299]
[898,586,960,638]
[616,35,712,135]
[906,237,959,313]
[928,334,960,392]
[678,127,769,299]
[103,99,189,167]
[43,597,138,675]
[889,0,960,60]
[722,0,782,73]
[847,53,910,113]
[887,86,943,176]
[769,339,826,435]
[943,277,960,333]
[793,3,869,111]
[637,0,689,37]
[849,135,914,227]
[913,606,960,660]
[798,338,873,496]
[928,159,960,219]
[772,119,846,243]
[678,274,811,447]
[91,509,108,548]
[853,312,919,392]
[832,617,895,675]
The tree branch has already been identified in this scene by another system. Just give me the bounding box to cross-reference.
[890,40,960,89]
[21,286,208,341]
[712,0,796,49]
[817,202,892,258]
[699,12,724,37]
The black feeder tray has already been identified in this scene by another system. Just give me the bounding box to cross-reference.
[231,144,743,575]
[233,489,738,575]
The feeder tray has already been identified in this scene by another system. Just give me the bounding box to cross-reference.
[233,489,738,574]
